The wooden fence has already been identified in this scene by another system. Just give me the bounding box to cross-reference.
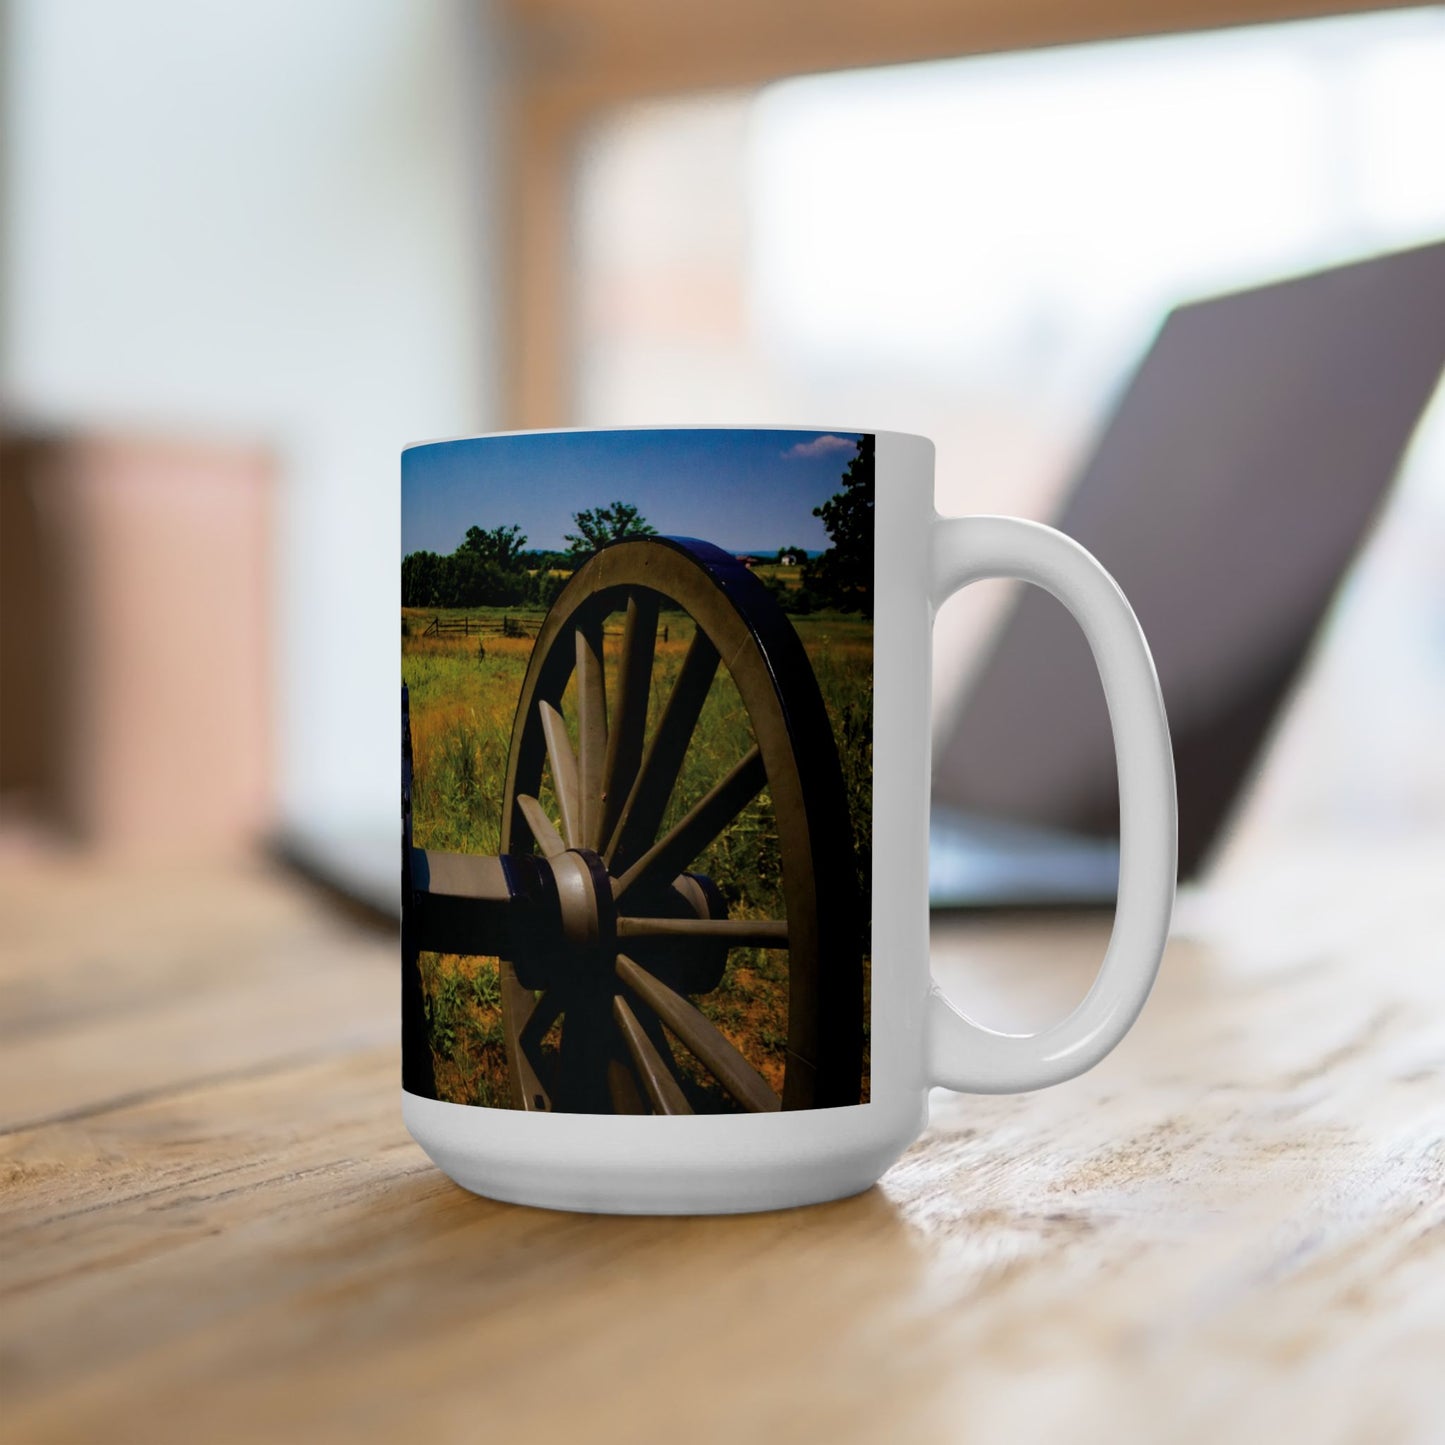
[421,615,542,640]
[417,615,674,644]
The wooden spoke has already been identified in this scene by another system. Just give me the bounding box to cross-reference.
[555,1001,603,1113]
[516,795,566,859]
[612,994,692,1115]
[605,630,721,872]
[553,1009,586,1110]
[606,1053,648,1114]
[612,747,766,901]
[617,954,781,1113]
[599,592,659,848]
[501,969,553,1111]
[617,917,789,949]
[519,986,563,1053]
[539,700,581,848]
[574,620,608,849]
[553,1001,644,1115]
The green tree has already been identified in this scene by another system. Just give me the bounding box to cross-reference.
[403,522,535,608]
[402,550,447,607]
[805,436,875,617]
[564,501,656,564]
[460,523,528,568]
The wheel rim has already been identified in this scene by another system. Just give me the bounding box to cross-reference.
[499,536,864,1113]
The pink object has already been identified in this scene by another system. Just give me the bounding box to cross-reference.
[1,433,273,851]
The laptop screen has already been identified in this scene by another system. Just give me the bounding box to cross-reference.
[932,242,1445,879]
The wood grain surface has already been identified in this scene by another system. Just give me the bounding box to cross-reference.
[2,842,1442,1444]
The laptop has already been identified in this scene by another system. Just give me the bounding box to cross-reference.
[929,240,1445,909]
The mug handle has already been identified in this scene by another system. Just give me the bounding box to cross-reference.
[928,516,1177,1093]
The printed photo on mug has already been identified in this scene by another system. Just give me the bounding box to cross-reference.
[401,429,876,1114]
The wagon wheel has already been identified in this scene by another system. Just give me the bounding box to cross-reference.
[498,537,863,1114]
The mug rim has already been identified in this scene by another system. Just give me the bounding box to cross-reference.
[402,423,928,455]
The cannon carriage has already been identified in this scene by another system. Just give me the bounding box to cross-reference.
[404,536,866,1113]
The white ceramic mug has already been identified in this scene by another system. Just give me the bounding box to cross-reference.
[401,427,1175,1213]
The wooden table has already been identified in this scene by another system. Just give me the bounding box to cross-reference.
[3,839,1442,1444]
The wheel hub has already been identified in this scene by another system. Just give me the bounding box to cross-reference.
[406,839,722,987]
[547,848,616,953]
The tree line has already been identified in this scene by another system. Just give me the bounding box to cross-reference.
[401,502,659,610]
[402,438,874,616]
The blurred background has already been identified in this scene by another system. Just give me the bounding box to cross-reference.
[2,0,1442,879]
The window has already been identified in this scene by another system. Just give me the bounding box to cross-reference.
[575,8,1445,838]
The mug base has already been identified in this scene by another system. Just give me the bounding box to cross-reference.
[402,1089,922,1216]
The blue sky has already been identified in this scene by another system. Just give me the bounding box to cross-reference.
[401,428,864,557]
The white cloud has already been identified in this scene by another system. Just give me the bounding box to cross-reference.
[783,433,855,459]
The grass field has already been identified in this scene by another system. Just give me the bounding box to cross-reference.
[403,601,872,1110]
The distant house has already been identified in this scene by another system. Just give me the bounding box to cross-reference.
[777,550,801,567]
